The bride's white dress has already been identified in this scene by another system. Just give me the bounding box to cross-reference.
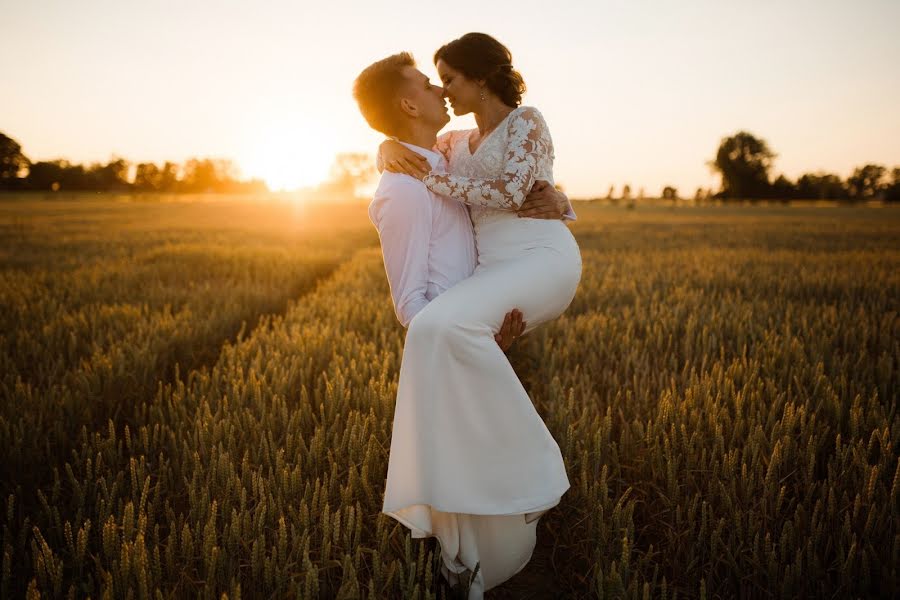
[382,106,582,598]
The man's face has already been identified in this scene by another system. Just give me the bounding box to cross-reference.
[398,66,450,130]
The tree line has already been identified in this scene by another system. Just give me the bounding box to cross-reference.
[709,131,900,202]
[2,129,898,201]
[600,131,898,203]
[0,132,268,193]
[705,131,899,202]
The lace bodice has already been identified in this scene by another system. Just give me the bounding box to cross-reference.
[425,106,555,225]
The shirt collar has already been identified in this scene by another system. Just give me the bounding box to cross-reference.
[398,141,444,171]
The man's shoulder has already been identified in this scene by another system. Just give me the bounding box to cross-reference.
[373,173,434,205]
[376,171,429,192]
[370,173,435,222]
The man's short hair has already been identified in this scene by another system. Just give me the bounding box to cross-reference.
[353,52,415,137]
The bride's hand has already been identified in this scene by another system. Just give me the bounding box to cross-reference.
[380,139,431,179]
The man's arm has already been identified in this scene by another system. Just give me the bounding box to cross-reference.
[369,178,433,327]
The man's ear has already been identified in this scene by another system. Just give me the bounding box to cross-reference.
[399,98,419,118]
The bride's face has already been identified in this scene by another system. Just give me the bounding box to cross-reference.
[436,59,481,116]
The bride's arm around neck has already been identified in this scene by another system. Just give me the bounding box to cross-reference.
[423,106,554,211]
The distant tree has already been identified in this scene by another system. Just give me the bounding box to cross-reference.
[621,184,631,200]
[62,163,90,190]
[331,152,375,186]
[694,187,704,202]
[87,157,131,191]
[638,187,645,200]
[181,159,211,192]
[884,167,900,203]
[795,172,847,200]
[770,174,796,201]
[134,162,162,191]
[23,161,63,190]
[180,158,239,193]
[847,164,887,199]
[320,152,377,198]
[159,162,180,192]
[708,131,776,199]
[25,160,87,191]
[0,133,30,189]
[606,185,614,200]
[661,186,678,201]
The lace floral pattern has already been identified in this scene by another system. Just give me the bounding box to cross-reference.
[424,106,555,211]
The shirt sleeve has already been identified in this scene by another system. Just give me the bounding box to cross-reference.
[561,196,577,221]
[369,177,433,327]
[423,106,553,211]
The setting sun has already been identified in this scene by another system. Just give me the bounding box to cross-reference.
[238,118,337,191]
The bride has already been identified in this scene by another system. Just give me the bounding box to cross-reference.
[378,32,582,598]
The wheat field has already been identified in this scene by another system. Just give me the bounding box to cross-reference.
[0,195,897,599]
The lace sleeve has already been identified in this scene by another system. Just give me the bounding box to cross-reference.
[423,107,553,210]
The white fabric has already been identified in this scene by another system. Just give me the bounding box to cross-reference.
[368,144,476,327]
[382,106,582,598]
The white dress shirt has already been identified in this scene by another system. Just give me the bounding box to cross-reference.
[368,142,477,327]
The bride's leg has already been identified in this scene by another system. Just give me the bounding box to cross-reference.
[411,244,581,337]
[383,246,579,517]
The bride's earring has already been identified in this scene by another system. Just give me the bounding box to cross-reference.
[480,88,485,101]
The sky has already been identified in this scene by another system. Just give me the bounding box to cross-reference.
[2,0,899,197]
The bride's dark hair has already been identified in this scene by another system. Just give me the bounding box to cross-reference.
[434,33,526,108]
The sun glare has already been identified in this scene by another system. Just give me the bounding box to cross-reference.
[238,119,337,192]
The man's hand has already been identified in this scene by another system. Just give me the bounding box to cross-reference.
[517,180,569,219]
[495,308,526,352]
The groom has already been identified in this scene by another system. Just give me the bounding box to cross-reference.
[353,52,574,341]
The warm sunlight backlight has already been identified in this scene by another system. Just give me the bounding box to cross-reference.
[238,119,337,191]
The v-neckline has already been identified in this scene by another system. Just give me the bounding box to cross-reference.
[466,107,518,156]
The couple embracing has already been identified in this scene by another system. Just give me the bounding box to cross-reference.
[353,32,582,598]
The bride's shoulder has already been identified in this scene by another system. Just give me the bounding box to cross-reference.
[437,128,473,146]
[508,105,551,133]
[509,105,549,124]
